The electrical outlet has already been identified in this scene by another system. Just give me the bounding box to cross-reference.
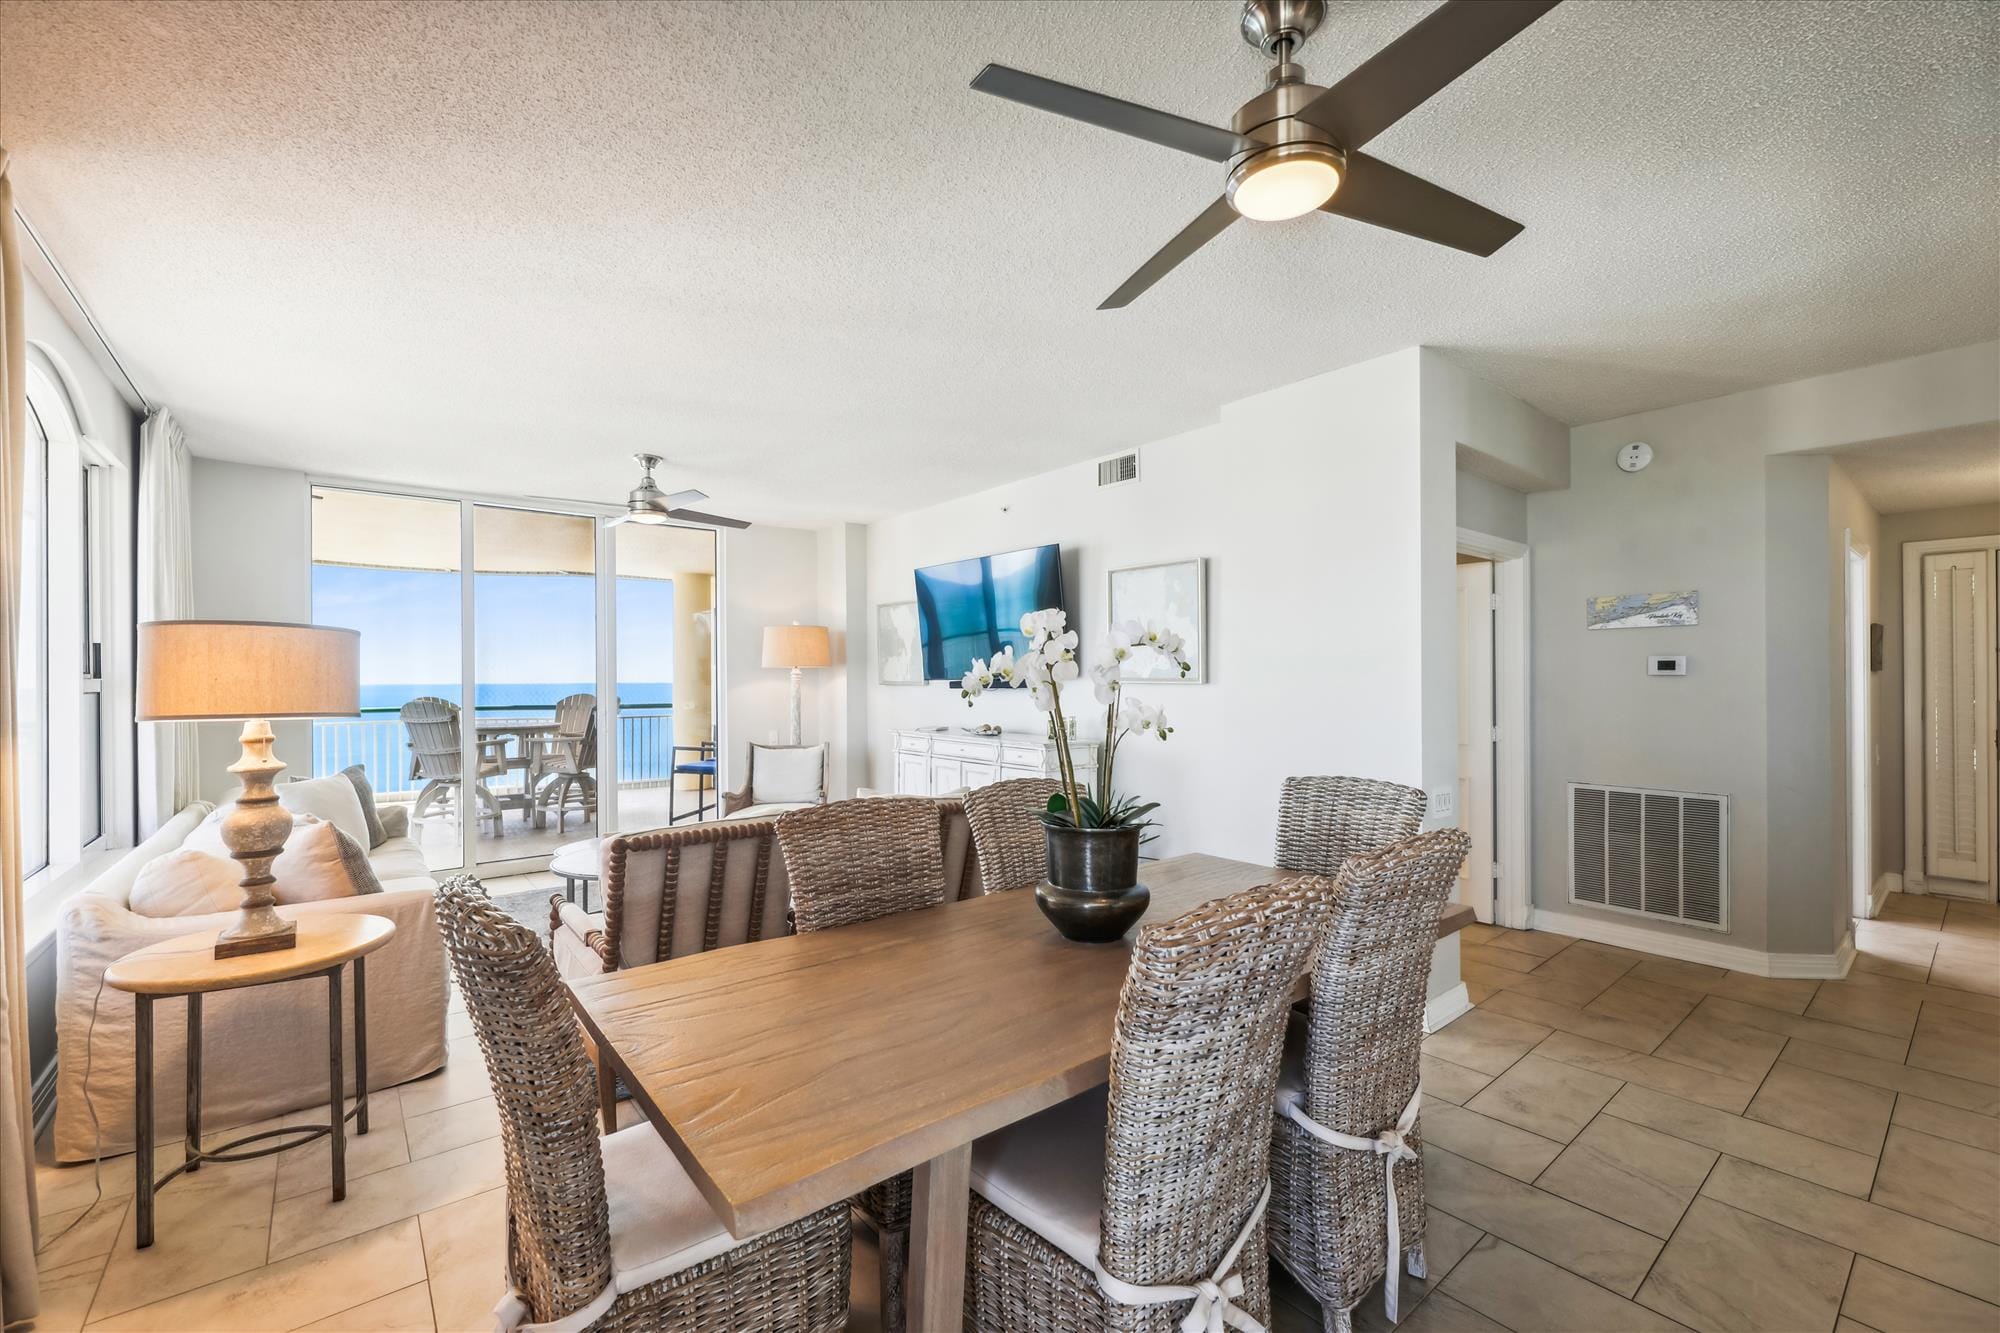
[1429,788,1457,819]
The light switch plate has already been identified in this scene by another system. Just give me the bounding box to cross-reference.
[1429,788,1457,819]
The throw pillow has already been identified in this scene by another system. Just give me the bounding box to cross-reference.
[128,850,243,919]
[749,744,824,806]
[179,813,383,903]
[274,773,373,849]
[271,817,385,904]
[338,764,388,848]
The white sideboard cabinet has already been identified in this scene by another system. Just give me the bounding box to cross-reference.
[892,729,1098,797]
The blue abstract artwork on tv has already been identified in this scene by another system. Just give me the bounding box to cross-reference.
[915,544,1065,684]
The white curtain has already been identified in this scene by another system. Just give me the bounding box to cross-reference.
[0,143,44,1330]
[137,408,197,835]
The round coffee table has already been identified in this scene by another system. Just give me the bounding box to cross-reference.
[104,914,396,1249]
[550,838,601,913]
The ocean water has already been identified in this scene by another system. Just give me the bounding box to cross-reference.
[317,682,678,794]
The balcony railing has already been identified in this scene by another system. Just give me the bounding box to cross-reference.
[313,703,681,802]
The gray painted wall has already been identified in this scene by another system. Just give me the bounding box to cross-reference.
[1530,411,1774,949]
[190,457,314,801]
[1456,470,1528,544]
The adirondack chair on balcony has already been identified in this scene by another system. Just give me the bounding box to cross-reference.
[403,696,511,834]
[532,693,598,832]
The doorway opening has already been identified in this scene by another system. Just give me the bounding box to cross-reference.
[1456,527,1531,929]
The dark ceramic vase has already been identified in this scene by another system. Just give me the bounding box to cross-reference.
[1036,824,1150,943]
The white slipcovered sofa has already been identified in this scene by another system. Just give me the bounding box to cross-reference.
[53,794,449,1163]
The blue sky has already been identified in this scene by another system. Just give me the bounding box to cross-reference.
[313,566,674,686]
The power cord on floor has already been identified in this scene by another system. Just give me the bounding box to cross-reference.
[35,972,109,1254]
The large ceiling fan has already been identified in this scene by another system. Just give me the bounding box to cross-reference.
[971,0,1559,308]
[608,453,751,529]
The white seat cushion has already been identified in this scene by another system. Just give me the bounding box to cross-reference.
[1276,1008,1307,1116]
[364,835,434,890]
[599,1124,740,1292]
[969,1085,1108,1270]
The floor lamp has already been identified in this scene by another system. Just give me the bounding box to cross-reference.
[762,623,830,746]
[138,620,361,957]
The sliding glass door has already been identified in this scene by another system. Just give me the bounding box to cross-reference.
[310,485,718,878]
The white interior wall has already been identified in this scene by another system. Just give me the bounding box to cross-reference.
[1456,471,1528,545]
[864,348,1430,865]
[1528,341,1998,959]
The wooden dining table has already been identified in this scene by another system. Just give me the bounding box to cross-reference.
[568,852,1475,1332]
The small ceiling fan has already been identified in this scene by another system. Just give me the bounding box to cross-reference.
[608,453,752,529]
[971,0,1558,308]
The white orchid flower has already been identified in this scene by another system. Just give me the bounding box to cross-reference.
[1110,620,1143,649]
[1051,657,1079,683]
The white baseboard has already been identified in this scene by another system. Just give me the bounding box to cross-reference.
[1425,983,1472,1034]
[1868,873,1899,918]
[1528,907,1854,980]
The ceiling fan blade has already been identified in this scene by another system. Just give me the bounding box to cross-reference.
[971,64,1251,163]
[1099,196,1239,310]
[1295,0,1560,151]
[660,487,708,509]
[1321,153,1523,256]
[667,508,752,530]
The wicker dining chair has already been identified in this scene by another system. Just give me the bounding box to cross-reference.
[774,796,948,1333]
[1268,828,1471,1333]
[1274,775,1428,876]
[962,777,1062,894]
[965,875,1337,1333]
[433,878,851,1333]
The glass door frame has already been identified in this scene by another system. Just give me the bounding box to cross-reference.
[307,473,727,878]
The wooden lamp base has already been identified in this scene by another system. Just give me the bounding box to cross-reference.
[216,719,299,960]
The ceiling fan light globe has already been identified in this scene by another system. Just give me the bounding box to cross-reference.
[1227,146,1342,222]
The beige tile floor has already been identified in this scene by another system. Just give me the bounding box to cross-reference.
[28,893,2000,1332]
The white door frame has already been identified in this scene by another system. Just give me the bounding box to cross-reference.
[1902,531,2000,902]
[1844,534,1875,919]
[1457,527,1532,929]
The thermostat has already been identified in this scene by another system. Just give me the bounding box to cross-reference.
[1618,441,1654,472]
[1648,655,1688,676]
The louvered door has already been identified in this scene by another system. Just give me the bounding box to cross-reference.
[1922,549,1993,886]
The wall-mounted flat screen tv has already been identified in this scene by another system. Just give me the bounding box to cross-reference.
[915,543,1066,684]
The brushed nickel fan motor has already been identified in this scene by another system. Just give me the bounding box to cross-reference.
[1240,0,1326,59]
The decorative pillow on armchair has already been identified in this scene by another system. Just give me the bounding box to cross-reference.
[750,744,825,806]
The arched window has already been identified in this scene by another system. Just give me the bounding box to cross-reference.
[16,348,112,880]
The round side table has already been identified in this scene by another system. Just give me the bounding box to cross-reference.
[550,838,601,913]
[104,913,397,1249]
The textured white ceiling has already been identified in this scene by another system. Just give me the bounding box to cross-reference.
[2,0,1996,524]
[1826,424,2000,515]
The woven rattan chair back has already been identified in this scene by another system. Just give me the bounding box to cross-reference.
[1272,828,1470,1321]
[1274,775,1427,877]
[1096,876,1336,1324]
[592,818,789,971]
[434,877,611,1326]
[776,796,947,933]
[403,696,464,782]
[962,778,1061,894]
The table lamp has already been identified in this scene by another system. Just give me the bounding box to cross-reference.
[762,623,830,746]
[138,620,361,957]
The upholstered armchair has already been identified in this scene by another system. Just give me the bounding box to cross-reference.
[719,742,828,819]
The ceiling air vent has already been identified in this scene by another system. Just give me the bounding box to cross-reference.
[1569,782,1729,931]
[1096,452,1140,489]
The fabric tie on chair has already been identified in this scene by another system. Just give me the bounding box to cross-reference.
[492,1278,615,1333]
[1281,1089,1422,1323]
[1091,1182,1271,1333]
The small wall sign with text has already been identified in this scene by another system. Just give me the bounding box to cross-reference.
[1586,590,1699,630]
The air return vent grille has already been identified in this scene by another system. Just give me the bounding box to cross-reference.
[1096,451,1139,488]
[1568,782,1728,931]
